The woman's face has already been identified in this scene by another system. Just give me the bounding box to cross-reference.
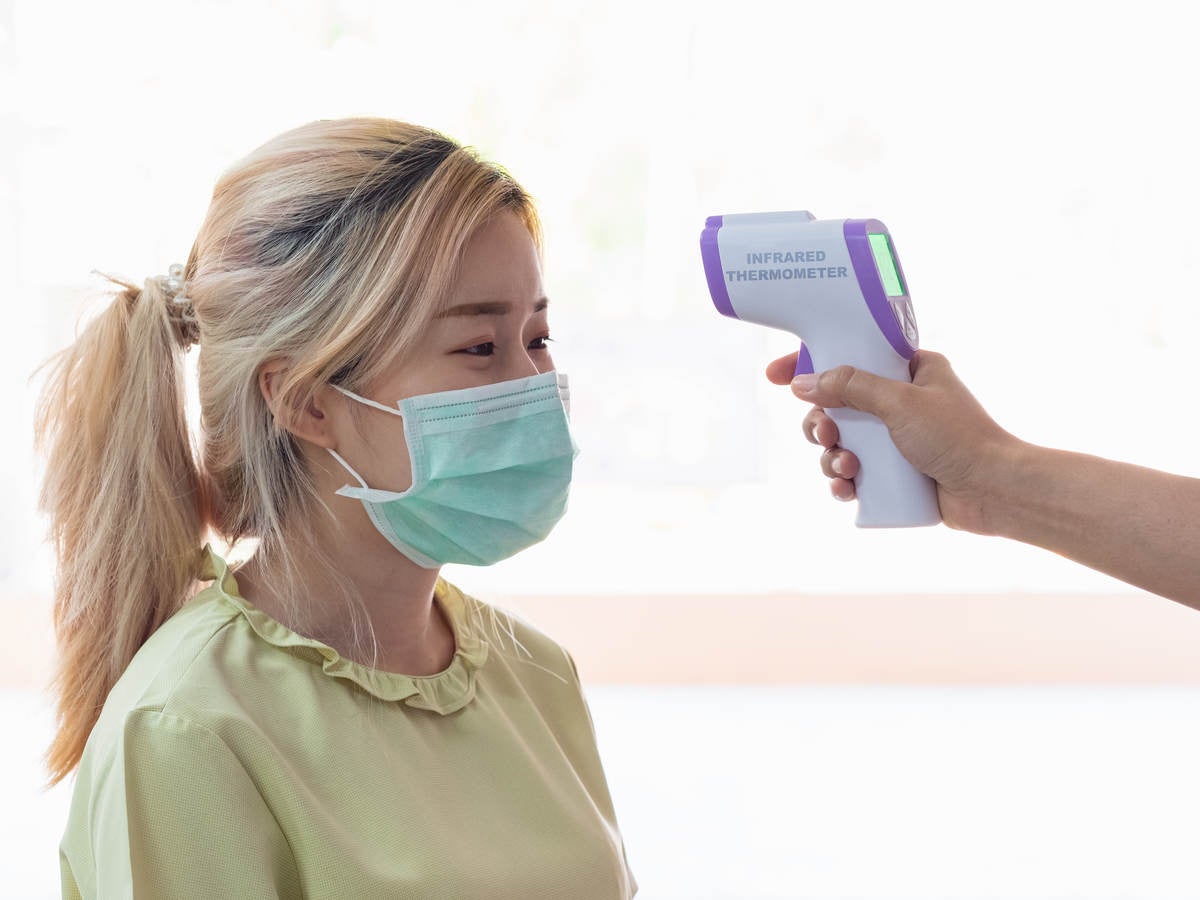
[329,210,555,494]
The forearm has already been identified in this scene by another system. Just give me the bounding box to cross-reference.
[986,441,1200,610]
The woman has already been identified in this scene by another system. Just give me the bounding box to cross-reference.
[35,119,637,898]
[773,350,1200,611]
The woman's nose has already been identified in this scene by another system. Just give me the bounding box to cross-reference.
[506,347,548,379]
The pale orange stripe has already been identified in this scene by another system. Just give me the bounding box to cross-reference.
[493,591,1200,685]
[8,591,1200,689]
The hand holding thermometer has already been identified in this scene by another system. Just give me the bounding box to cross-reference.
[700,210,941,528]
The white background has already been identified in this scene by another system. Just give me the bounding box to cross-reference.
[5,0,1199,601]
[4,0,1200,897]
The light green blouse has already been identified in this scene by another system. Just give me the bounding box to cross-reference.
[59,545,638,899]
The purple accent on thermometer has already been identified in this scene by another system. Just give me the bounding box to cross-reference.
[700,215,738,319]
[843,219,916,359]
[794,343,814,376]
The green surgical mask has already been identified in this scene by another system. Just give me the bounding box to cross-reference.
[328,371,578,568]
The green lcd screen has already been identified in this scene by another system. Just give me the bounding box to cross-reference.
[868,233,905,297]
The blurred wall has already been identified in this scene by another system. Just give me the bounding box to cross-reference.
[5,0,1200,690]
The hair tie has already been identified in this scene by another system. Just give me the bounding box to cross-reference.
[152,262,199,348]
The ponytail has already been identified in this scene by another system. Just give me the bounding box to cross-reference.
[32,270,207,789]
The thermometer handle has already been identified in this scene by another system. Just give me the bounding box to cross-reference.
[825,407,941,527]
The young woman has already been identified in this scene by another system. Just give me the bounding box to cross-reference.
[36,119,638,898]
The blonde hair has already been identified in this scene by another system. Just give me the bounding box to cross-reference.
[32,118,542,788]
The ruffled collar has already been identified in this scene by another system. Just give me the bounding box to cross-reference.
[197,543,489,714]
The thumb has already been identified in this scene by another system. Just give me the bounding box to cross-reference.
[791,365,911,418]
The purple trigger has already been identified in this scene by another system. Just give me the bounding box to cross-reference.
[794,343,814,376]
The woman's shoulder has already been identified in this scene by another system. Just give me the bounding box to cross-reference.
[442,583,607,781]
[440,580,581,690]
[82,585,275,765]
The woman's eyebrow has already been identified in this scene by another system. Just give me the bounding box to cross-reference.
[436,298,549,318]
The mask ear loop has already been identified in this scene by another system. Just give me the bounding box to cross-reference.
[327,384,405,490]
[331,384,404,417]
[328,447,370,490]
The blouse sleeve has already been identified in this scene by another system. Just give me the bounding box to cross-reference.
[84,707,299,899]
[564,650,640,898]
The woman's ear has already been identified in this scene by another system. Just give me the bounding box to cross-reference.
[257,359,335,449]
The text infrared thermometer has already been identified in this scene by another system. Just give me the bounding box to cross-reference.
[700,210,940,528]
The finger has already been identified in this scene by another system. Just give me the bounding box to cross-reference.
[805,407,838,446]
[792,364,912,417]
[819,448,860,480]
[831,477,856,502]
[766,351,800,385]
[806,408,825,448]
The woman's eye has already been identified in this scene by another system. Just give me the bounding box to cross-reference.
[458,337,552,357]
[461,342,496,356]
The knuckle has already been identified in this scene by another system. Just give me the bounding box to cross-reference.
[924,349,951,374]
[839,367,866,409]
[827,365,855,390]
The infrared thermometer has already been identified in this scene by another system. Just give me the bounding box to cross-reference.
[700,210,940,528]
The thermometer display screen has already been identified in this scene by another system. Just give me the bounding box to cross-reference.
[868,233,905,297]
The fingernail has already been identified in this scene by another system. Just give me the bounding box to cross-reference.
[791,373,819,395]
[832,457,847,476]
